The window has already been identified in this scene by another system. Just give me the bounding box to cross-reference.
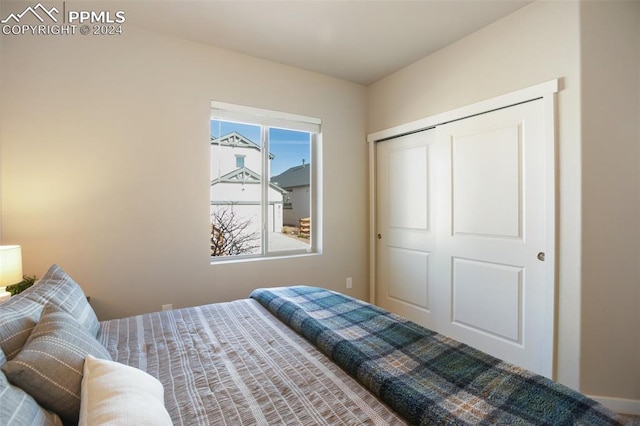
[210,101,321,260]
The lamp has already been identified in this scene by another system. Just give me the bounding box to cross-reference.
[0,245,23,302]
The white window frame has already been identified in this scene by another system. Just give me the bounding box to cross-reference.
[210,101,322,262]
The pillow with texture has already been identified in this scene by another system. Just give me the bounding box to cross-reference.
[0,291,43,360]
[0,368,63,426]
[0,264,99,361]
[1,306,112,425]
[79,355,173,426]
[24,264,100,336]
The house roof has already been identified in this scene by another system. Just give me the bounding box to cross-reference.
[211,131,274,159]
[271,163,310,189]
[211,166,287,194]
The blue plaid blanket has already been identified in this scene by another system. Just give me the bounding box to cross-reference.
[250,286,622,426]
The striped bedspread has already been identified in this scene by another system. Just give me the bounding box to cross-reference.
[250,286,623,426]
[97,298,405,425]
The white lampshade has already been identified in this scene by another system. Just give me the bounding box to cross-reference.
[0,245,23,287]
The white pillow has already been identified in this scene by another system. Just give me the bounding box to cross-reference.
[79,355,173,426]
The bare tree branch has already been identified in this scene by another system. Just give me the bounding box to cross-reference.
[211,208,260,256]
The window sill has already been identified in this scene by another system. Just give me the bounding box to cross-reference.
[210,251,320,265]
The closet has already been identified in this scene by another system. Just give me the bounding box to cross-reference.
[369,80,558,377]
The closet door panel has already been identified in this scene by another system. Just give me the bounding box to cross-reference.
[375,130,436,327]
[435,99,550,377]
[452,124,521,238]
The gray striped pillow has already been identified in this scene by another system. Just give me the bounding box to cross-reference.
[0,264,100,362]
[0,294,43,360]
[1,306,112,425]
[24,264,99,336]
[0,370,63,426]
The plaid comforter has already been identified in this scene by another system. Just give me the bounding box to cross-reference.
[250,286,622,426]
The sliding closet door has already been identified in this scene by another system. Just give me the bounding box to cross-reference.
[374,97,553,377]
[375,130,437,328]
[434,99,551,377]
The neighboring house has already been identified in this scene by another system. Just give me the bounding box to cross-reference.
[271,162,310,226]
[210,132,286,234]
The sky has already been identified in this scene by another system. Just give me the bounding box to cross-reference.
[211,120,311,177]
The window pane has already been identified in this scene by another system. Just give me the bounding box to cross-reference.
[268,128,312,252]
[210,102,319,261]
[210,120,263,257]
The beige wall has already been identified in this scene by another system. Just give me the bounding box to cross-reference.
[368,0,583,391]
[580,1,640,399]
[0,27,369,320]
[368,0,640,403]
[2,0,638,405]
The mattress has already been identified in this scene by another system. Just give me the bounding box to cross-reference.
[97,298,405,425]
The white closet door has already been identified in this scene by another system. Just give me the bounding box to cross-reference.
[433,99,551,377]
[375,98,553,377]
[375,130,437,328]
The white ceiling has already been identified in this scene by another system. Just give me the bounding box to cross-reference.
[116,0,531,86]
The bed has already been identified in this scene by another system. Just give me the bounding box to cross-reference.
[0,265,624,425]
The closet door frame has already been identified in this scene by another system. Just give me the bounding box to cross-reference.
[367,78,559,376]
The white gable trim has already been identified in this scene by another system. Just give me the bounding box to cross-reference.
[211,167,288,194]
